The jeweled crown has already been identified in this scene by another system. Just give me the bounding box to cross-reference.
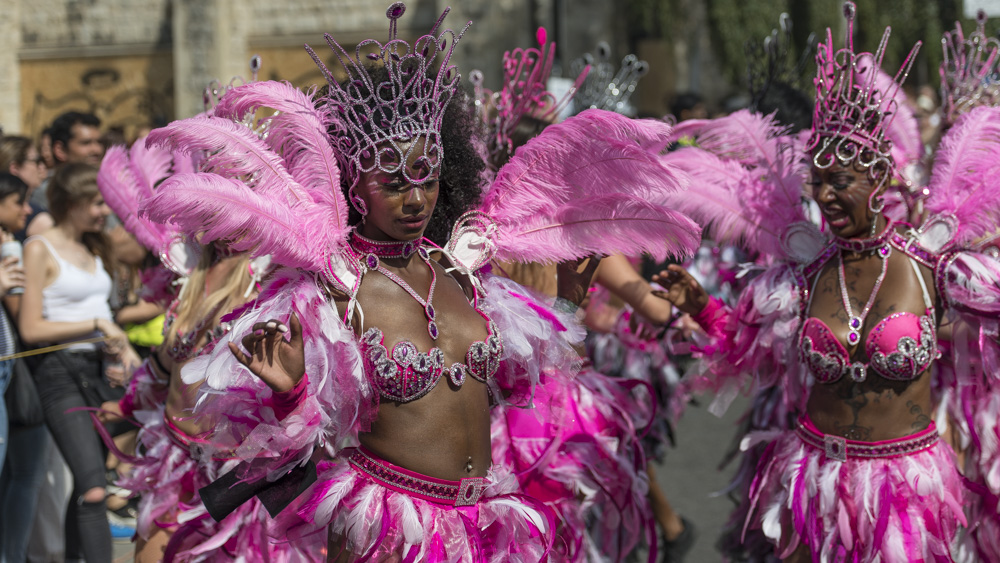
[306,3,470,186]
[808,1,921,182]
[569,42,648,116]
[470,28,587,166]
[940,11,1000,125]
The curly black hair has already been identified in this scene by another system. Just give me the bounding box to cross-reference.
[321,65,487,246]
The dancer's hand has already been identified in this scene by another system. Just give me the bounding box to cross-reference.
[98,400,123,423]
[651,265,709,316]
[557,256,603,307]
[229,314,304,393]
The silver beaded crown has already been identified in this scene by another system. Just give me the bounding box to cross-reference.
[470,27,587,165]
[569,42,648,116]
[306,3,470,186]
[940,10,1000,125]
[808,1,921,185]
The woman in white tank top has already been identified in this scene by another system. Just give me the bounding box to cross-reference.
[19,163,139,563]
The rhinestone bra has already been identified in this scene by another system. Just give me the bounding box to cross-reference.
[359,309,503,403]
[797,237,940,384]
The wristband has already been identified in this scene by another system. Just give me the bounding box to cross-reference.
[270,373,308,421]
[691,296,724,327]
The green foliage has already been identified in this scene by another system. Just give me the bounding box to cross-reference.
[623,0,1000,92]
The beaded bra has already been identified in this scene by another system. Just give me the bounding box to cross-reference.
[795,229,940,384]
[163,301,231,363]
[350,235,504,403]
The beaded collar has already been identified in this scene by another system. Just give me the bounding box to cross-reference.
[833,219,894,253]
[349,232,427,260]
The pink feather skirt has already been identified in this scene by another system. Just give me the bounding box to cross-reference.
[747,415,966,563]
[271,449,554,562]
[492,367,653,562]
[117,406,321,562]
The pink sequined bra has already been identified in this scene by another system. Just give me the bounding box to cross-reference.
[359,309,503,403]
[799,252,939,384]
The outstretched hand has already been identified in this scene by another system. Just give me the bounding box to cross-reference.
[557,256,603,307]
[651,264,710,316]
[229,313,305,393]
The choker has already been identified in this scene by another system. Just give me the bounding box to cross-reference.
[833,219,894,253]
[349,232,426,259]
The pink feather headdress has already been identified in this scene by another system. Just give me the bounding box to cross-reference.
[809,1,921,187]
[470,27,588,167]
[97,140,198,275]
[941,10,1000,126]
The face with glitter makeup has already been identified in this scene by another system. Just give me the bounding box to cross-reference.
[808,150,886,239]
[355,137,440,242]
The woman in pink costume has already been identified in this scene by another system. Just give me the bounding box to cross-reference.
[135,4,699,561]
[97,139,317,562]
[650,3,1000,560]
[937,12,1000,562]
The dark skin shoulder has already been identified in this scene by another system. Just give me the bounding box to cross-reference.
[335,255,493,480]
[804,239,937,441]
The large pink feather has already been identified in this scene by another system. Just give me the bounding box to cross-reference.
[97,145,174,254]
[925,105,1000,246]
[493,195,700,263]
[658,148,774,248]
[141,173,342,272]
[124,136,172,200]
[213,81,349,232]
[664,110,810,259]
[482,109,696,261]
[145,116,309,205]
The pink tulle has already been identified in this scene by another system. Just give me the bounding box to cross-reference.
[746,426,965,562]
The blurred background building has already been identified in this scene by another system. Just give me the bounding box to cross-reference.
[1,0,995,141]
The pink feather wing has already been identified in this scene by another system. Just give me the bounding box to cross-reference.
[97,146,173,253]
[494,196,700,263]
[483,109,697,261]
[141,173,340,273]
[926,105,1000,246]
[146,116,310,206]
[213,81,349,233]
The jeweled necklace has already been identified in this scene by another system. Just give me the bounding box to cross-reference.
[351,232,439,340]
[837,244,891,347]
[833,218,894,253]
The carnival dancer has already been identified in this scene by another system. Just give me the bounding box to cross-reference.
[133,4,700,561]
[649,3,1000,560]
[97,124,322,561]
[937,12,1000,562]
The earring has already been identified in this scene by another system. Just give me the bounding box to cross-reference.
[349,186,368,217]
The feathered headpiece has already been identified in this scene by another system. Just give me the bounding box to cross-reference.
[305,2,470,187]
[940,10,1000,126]
[745,13,815,116]
[470,27,587,167]
[569,42,648,117]
[809,1,921,186]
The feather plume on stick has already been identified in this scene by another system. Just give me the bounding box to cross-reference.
[925,106,1000,247]
[483,109,700,263]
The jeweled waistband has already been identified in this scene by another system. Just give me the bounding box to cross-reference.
[348,447,487,507]
[795,416,938,461]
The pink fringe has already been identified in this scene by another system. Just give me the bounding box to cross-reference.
[271,456,552,563]
[747,428,965,562]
